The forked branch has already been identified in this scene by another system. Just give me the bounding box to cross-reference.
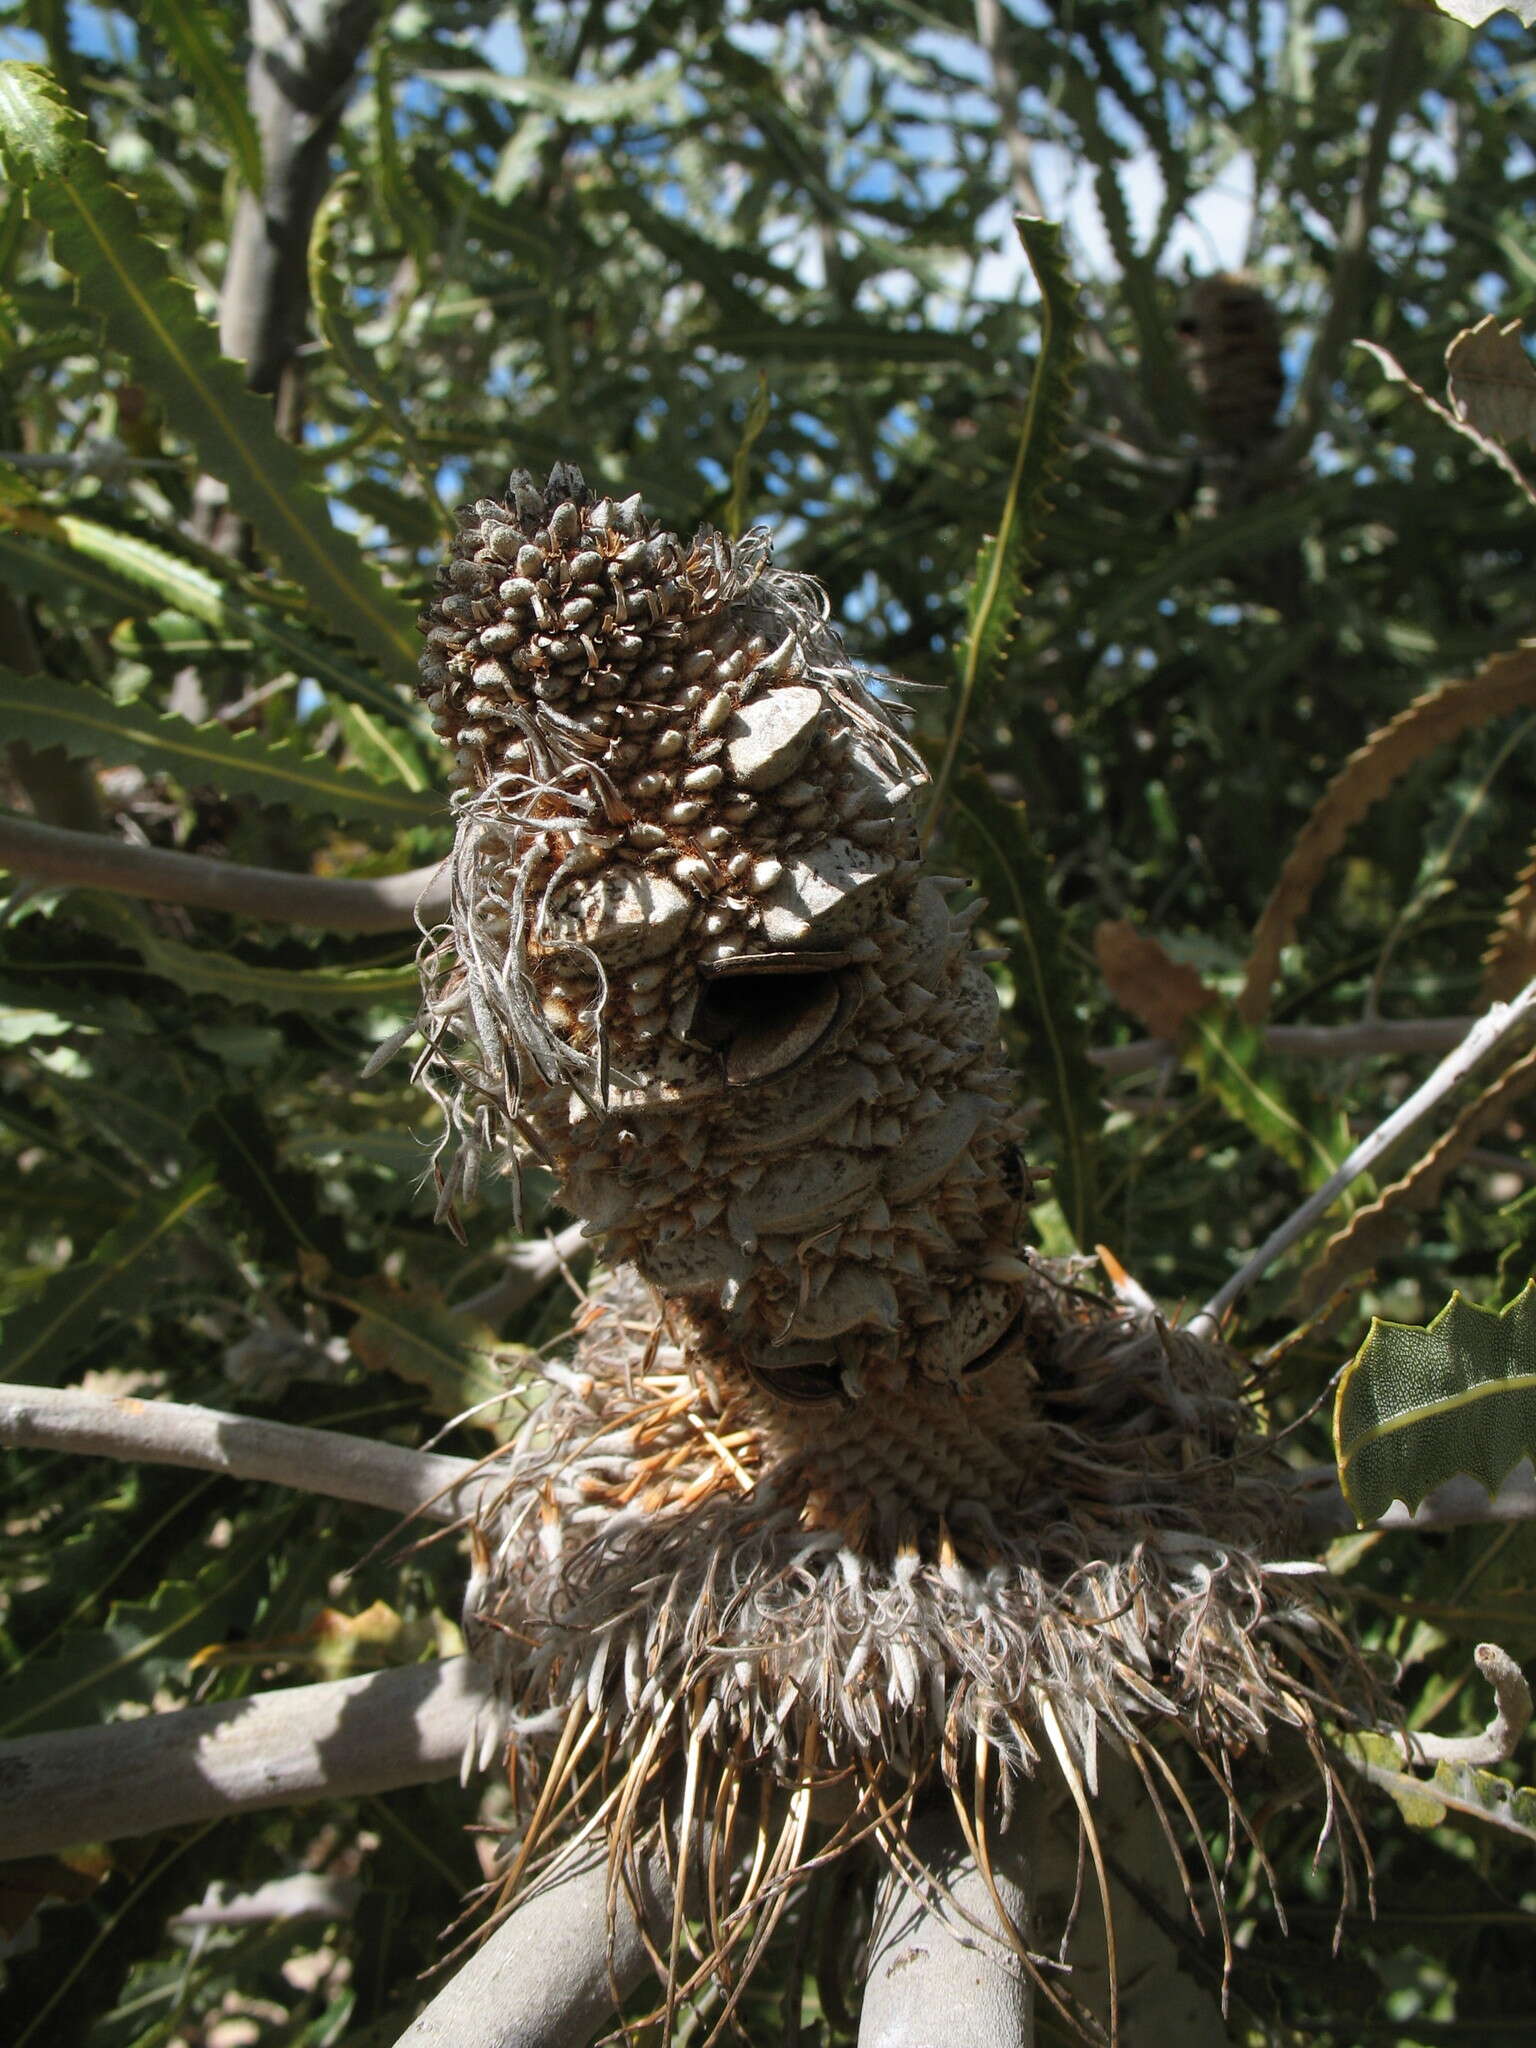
[393,1829,677,2048]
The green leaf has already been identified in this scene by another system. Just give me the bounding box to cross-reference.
[927,216,1082,836]
[83,901,420,1014]
[949,772,1099,1249]
[725,373,772,539]
[136,0,263,194]
[0,1508,283,1736]
[1342,1729,1536,1845]
[0,1168,220,1387]
[1,504,420,722]
[1334,1283,1536,1523]
[1182,1000,1353,1189]
[321,1273,522,1436]
[0,64,419,683]
[0,671,439,828]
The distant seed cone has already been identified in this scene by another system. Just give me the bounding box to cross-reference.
[413,467,1375,2029]
[1177,274,1286,453]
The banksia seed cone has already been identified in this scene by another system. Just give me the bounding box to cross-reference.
[416,463,1034,1410]
[1177,274,1285,452]
[411,467,1376,2023]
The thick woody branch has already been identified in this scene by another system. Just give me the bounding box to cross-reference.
[394,1829,676,2048]
[860,1798,1036,2048]
[0,1656,493,1859]
[223,0,379,395]
[0,813,448,930]
[0,1383,496,1525]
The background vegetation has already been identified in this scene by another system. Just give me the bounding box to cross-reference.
[1,0,1534,2040]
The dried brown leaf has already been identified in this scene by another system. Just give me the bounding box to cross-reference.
[1357,338,1536,510]
[1447,317,1536,449]
[1482,837,1536,1003]
[1239,642,1536,1023]
[1302,1040,1536,1306]
[1094,919,1211,1038]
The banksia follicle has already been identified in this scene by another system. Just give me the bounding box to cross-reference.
[1176,273,1285,452]
[416,464,1036,1414]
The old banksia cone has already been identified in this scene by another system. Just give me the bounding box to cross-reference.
[410,468,1372,2026]
[416,462,1035,1408]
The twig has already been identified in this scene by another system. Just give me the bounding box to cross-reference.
[393,1828,677,2048]
[1191,980,1536,1334]
[1295,1460,1536,1537]
[171,1872,362,1927]
[0,1383,497,1524]
[0,813,448,930]
[859,1796,1037,2048]
[974,0,1047,219]
[1092,1015,1477,1080]
[450,1222,592,1324]
[0,1656,494,1858]
[1408,1645,1531,1768]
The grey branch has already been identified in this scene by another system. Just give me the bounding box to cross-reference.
[0,813,448,930]
[1093,1014,1478,1080]
[1192,979,1536,1333]
[223,0,380,393]
[394,1829,676,2048]
[1298,1459,1536,1536]
[974,0,1047,220]
[172,1872,363,1927]
[860,1798,1037,2048]
[451,1222,592,1324]
[1409,1644,1532,1768]
[0,1656,495,1859]
[0,1382,497,1525]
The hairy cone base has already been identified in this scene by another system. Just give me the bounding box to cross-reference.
[417,465,1035,1404]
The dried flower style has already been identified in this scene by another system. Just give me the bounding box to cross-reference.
[411,467,1375,2033]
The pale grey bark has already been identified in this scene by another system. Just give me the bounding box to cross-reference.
[1299,1458,1536,1536]
[1408,1643,1530,1767]
[223,0,379,395]
[393,1829,676,2048]
[0,1656,494,1860]
[450,1221,592,1324]
[860,1798,1037,2048]
[1193,979,1536,1333]
[1034,1758,1231,2048]
[1093,1015,1476,1080]
[0,814,448,930]
[0,1382,493,1524]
